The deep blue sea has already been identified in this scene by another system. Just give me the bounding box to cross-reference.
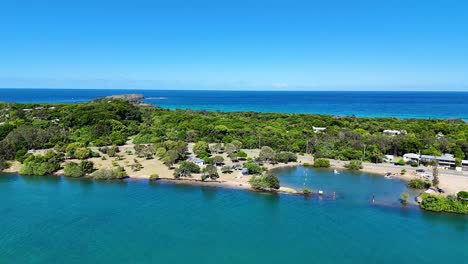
[1,88,468,119]
[1,168,467,263]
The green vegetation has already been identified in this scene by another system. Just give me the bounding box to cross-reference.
[19,151,63,176]
[249,174,280,190]
[63,162,81,177]
[419,193,468,214]
[457,191,468,201]
[201,164,219,181]
[243,161,263,175]
[2,98,468,179]
[396,159,406,166]
[63,160,94,178]
[174,161,200,178]
[400,193,410,205]
[236,151,248,159]
[313,158,330,168]
[302,188,312,195]
[276,151,297,163]
[344,160,363,171]
[149,173,159,180]
[407,179,431,189]
[91,166,127,180]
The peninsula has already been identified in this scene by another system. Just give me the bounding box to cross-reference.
[1,96,468,213]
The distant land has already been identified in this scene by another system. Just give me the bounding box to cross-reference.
[0,88,467,119]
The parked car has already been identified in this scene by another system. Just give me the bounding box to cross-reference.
[416,169,425,173]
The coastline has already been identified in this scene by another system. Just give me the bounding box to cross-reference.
[4,148,468,196]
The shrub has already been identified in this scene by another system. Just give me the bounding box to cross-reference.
[221,165,233,173]
[401,169,407,175]
[64,162,84,178]
[457,191,468,201]
[0,159,9,171]
[344,160,363,171]
[249,174,281,190]
[303,162,312,167]
[396,159,406,166]
[236,151,248,159]
[303,188,312,195]
[19,151,63,176]
[80,160,95,174]
[243,162,262,175]
[264,174,280,189]
[313,158,330,168]
[107,145,119,157]
[149,173,159,180]
[15,149,28,163]
[400,193,410,205]
[419,193,468,214]
[131,163,143,171]
[74,147,91,160]
[92,166,127,180]
[407,179,430,189]
[409,161,418,167]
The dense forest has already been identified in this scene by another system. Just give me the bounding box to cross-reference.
[1,98,468,171]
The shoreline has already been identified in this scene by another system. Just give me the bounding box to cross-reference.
[3,153,468,195]
[3,143,468,196]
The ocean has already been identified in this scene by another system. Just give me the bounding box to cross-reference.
[1,88,468,119]
[1,168,467,263]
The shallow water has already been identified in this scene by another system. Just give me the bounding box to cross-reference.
[0,171,467,263]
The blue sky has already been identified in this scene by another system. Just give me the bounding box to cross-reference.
[1,0,468,90]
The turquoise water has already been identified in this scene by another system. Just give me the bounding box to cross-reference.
[1,89,468,119]
[1,169,467,263]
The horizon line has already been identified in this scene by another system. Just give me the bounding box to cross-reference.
[1,87,468,92]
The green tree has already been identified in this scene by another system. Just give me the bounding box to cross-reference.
[202,164,219,181]
[213,155,224,165]
[193,141,209,156]
[231,140,243,152]
[224,143,237,154]
[259,146,276,163]
[162,150,178,168]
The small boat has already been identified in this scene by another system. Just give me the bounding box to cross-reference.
[334,169,340,174]
[384,172,393,179]
[318,190,324,195]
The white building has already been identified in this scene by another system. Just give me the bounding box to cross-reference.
[383,129,407,136]
[312,126,327,133]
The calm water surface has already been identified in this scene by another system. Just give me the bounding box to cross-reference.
[1,89,468,119]
[1,168,467,263]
